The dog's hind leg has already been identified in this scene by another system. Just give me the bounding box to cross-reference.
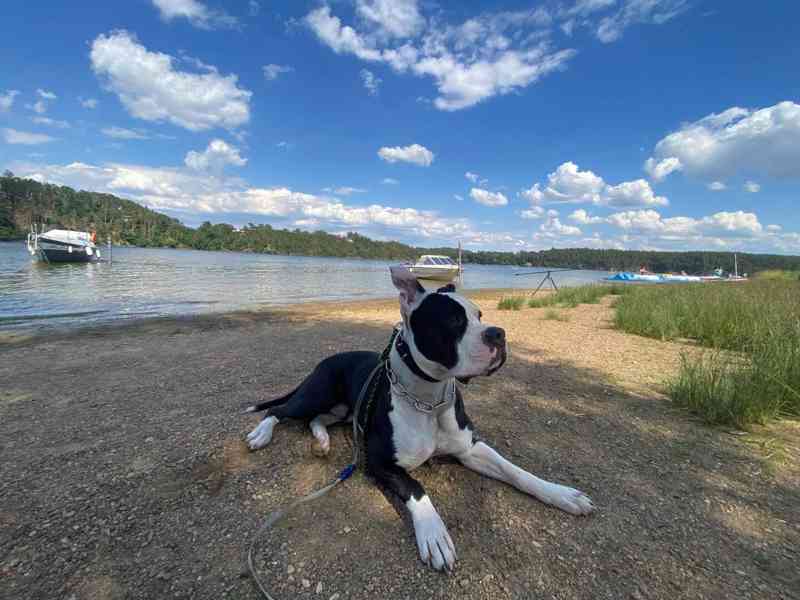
[309,404,349,457]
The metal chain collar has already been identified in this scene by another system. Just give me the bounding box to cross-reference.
[386,360,456,413]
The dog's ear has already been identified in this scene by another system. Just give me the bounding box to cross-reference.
[390,265,425,317]
[436,283,456,294]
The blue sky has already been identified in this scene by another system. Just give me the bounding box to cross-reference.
[1,1,799,254]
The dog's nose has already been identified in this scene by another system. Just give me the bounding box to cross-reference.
[482,326,506,348]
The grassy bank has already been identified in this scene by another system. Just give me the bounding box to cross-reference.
[500,280,800,428]
[496,284,630,311]
[613,281,800,427]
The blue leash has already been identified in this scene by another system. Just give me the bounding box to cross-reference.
[246,338,393,600]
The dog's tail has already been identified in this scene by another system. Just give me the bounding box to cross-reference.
[241,384,300,415]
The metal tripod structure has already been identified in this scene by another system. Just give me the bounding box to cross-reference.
[514,268,582,297]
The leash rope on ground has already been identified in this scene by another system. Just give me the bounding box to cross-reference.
[246,326,400,600]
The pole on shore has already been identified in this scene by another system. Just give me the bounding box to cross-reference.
[107,235,112,264]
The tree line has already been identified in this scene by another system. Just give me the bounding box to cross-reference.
[2,172,799,274]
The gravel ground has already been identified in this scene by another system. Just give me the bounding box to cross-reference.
[1,291,798,600]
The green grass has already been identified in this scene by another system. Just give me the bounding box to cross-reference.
[613,280,800,427]
[542,309,569,322]
[528,284,629,308]
[497,296,525,310]
[754,269,800,281]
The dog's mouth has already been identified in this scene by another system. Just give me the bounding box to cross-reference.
[456,345,507,384]
[486,345,507,376]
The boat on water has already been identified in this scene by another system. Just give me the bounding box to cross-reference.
[408,254,461,281]
[27,226,101,263]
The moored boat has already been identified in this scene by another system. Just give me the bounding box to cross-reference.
[27,227,101,263]
[408,255,461,281]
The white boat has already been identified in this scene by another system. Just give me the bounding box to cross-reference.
[408,255,460,281]
[27,226,100,263]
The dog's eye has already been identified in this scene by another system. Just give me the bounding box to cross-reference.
[478,311,483,321]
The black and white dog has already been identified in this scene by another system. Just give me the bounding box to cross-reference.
[244,266,594,571]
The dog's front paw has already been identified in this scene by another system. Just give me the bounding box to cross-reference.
[546,484,595,516]
[246,416,278,451]
[409,497,456,572]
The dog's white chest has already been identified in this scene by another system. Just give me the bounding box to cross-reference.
[389,393,438,470]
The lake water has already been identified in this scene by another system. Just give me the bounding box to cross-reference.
[0,241,611,332]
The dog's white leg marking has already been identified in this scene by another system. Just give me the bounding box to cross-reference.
[309,404,348,456]
[309,415,336,455]
[407,495,456,571]
[309,416,331,455]
[458,442,594,515]
[246,416,279,451]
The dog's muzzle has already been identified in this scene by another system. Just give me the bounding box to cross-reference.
[483,326,507,376]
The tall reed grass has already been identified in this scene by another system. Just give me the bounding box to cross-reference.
[614,281,800,427]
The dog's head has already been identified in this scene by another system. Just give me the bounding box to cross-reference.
[390,265,507,382]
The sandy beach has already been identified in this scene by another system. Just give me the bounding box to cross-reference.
[1,291,798,600]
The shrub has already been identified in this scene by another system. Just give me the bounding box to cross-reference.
[497,296,525,310]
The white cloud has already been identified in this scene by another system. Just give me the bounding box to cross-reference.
[305,5,576,111]
[305,6,383,62]
[355,0,425,39]
[520,206,545,219]
[263,64,293,80]
[602,179,668,208]
[184,139,246,172]
[150,0,237,29]
[470,188,508,207]
[322,186,367,196]
[539,213,582,236]
[377,143,434,166]
[465,171,480,183]
[90,30,251,132]
[80,97,99,109]
[27,100,47,114]
[249,1,260,17]
[32,117,70,129]
[276,141,289,149]
[707,181,726,191]
[2,128,56,145]
[381,177,398,184]
[522,161,604,205]
[646,101,800,181]
[36,89,57,100]
[605,209,763,238]
[453,194,464,201]
[595,0,690,43]
[360,69,382,95]
[569,208,604,224]
[767,224,782,232]
[643,156,682,181]
[744,180,760,193]
[522,161,667,208]
[0,90,20,112]
[101,126,149,140]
